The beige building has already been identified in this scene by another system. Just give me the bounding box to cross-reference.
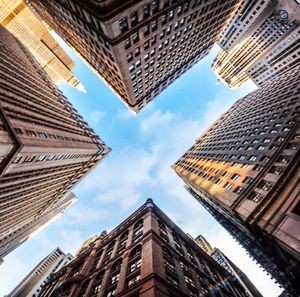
[0,0,84,90]
[26,0,241,112]
[8,247,73,297]
[212,0,300,88]
[172,64,300,295]
[0,25,110,261]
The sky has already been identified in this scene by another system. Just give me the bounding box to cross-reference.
[0,38,284,297]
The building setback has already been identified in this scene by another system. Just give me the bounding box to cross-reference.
[38,199,250,297]
[0,25,110,261]
[194,235,263,297]
[25,0,241,112]
[8,247,73,297]
[172,65,300,295]
[212,0,300,89]
[0,0,83,90]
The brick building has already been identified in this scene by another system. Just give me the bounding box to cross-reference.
[25,0,241,112]
[39,199,250,297]
[0,25,110,261]
[172,65,300,295]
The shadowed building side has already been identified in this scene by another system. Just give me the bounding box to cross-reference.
[0,25,110,262]
[25,0,241,112]
[38,199,250,297]
[172,64,300,295]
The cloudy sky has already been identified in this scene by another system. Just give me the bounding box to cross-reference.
[0,39,283,296]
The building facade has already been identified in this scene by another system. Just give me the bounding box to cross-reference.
[8,248,74,297]
[39,199,250,297]
[0,0,83,90]
[0,25,110,260]
[172,65,300,295]
[212,0,300,88]
[25,0,241,112]
[194,235,263,297]
[0,192,76,263]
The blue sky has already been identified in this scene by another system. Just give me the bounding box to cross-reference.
[0,38,283,296]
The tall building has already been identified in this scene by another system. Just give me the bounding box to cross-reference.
[172,65,300,295]
[8,248,73,297]
[0,0,84,90]
[25,0,241,112]
[194,235,263,297]
[212,0,300,88]
[0,192,76,263]
[38,199,250,297]
[0,25,110,260]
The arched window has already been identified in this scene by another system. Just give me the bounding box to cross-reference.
[92,270,105,296]
[158,220,168,242]
[112,258,122,271]
[132,220,143,243]
[129,245,142,259]
[109,259,122,286]
[162,246,175,273]
[128,245,142,274]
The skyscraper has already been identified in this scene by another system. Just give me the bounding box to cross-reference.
[212,0,300,88]
[25,0,241,112]
[0,25,110,261]
[172,65,300,294]
[38,199,250,297]
[0,0,84,90]
[194,235,263,297]
[8,248,73,297]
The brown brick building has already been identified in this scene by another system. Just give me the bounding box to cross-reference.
[212,0,300,88]
[172,65,300,295]
[39,199,251,297]
[0,25,110,261]
[25,0,241,112]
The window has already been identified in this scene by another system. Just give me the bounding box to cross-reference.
[223,182,233,191]
[143,4,150,17]
[231,174,240,181]
[127,275,141,287]
[242,163,249,169]
[130,11,138,26]
[24,155,35,163]
[184,274,195,287]
[133,220,143,242]
[248,155,257,161]
[119,18,128,32]
[129,258,142,273]
[257,146,265,150]
[233,186,243,194]
[106,289,116,297]
[249,192,263,203]
[92,270,105,294]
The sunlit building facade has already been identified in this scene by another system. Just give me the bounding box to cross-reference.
[0,25,110,261]
[0,0,83,90]
[39,199,250,297]
[172,65,300,295]
[26,0,241,112]
[195,235,263,297]
[212,0,300,88]
[9,247,73,297]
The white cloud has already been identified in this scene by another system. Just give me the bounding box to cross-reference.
[58,229,85,255]
[90,110,105,124]
[58,203,109,227]
[116,109,134,121]
[0,254,26,295]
